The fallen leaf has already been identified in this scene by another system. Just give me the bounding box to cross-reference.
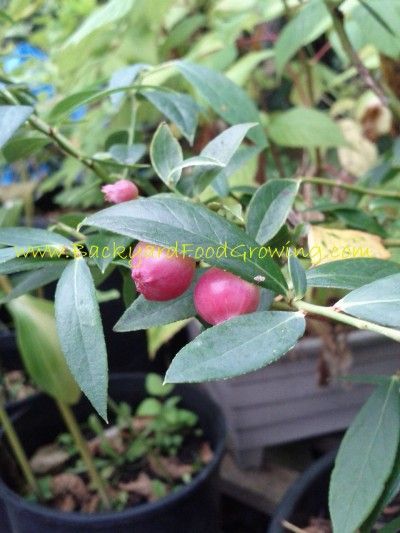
[30,443,69,475]
[199,442,214,464]
[149,455,193,480]
[52,473,89,504]
[118,472,153,499]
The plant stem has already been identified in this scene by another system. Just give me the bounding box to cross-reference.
[0,403,42,499]
[55,400,111,509]
[0,276,12,295]
[293,300,400,343]
[122,97,139,180]
[324,0,388,106]
[384,238,400,247]
[300,176,400,199]
[0,88,109,182]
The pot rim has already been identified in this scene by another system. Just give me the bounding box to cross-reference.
[0,373,226,524]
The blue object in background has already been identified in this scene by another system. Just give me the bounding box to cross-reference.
[1,41,88,185]
[3,42,48,73]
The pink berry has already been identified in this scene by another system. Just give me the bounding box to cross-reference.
[131,241,195,301]
[102,179,139,204]
[194,268,260,325]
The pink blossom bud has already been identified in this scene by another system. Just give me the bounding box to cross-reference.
[101,179,139,204]
[194,267,260,325]
[131,241,196,301]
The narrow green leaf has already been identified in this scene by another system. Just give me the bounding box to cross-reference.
[0,106,33,148]
[0,227,72,247]
[164,311,305,383]
[3,135,48,162]
[175,61,267,146]
[274,0,331,74]
[0,256,69,276]
[83,196,288,295]
[175,123,257,195]
[109,63,149,107]
[329,380,400,533]
[55,259,108,420]
[142,89,200,144]
[336,273,400,327]
[150,123,183,187]
[0,248,17,264]
[147,320,189,360]
[288,254,307,300]
[63,0,135,47]
[379,517,400,533]
[7,296,81,404]
[5,264,67,302]
[307,259,400,290]
[268,107,345,148]
[108,143,146,165]
[246,179,299,244]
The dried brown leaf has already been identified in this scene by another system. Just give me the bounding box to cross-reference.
[30,443,69,475]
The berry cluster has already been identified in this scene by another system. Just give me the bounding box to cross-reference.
[131,242,260,325]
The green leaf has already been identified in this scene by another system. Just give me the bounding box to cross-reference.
[108,143,146,165]
[246,179,299,244]
[329,379,400,533]
[150,123,183,187]
[5,264,68,302]
[83,196,288,295]
[268,108,345,148]
[3,135,48,163]
[55,259,108,420]
[175,123,257,196]
[142,89,199,145]
[63,0,135,48]
[379,517,400,533]
[362,443,400,531]
[115,271,199,331]
[109,64,149,107]
[288,254,307,300]
[306,259,400,290]
[164,311,305,383]
[0,200,23,228]
[0,248,18,265]
[334,208,385,237]
[175,61,267,146]
[0,256,69,276]
[274,0,331,74]
[48,90,107,121]
[145,374,174,397]
[336,273,400,327]
[7,296,81,404]
[226,50,274,86]
[0,227,72,247]
[147,320,189,359]
[0,106,33,148]
[85,232,131,273]
[136,398,162,416]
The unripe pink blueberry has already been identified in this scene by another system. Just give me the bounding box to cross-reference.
[102,179,139,203]
[131,241,196,301]
[194,267,260,325]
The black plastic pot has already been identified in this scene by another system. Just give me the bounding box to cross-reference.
[0,373,226,533]
[268,450,336,533]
